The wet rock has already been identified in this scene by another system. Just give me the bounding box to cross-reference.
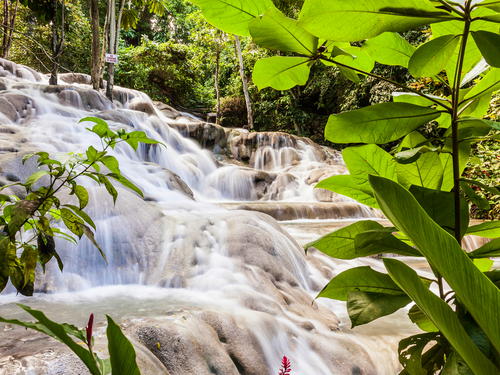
[129,97,157,116]
[143,163,195,200]
[59,72,93,85]
[307,167,349,202]
[154,101,181,119]
[170,121,227,152]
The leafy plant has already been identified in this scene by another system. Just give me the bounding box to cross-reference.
[192,0,500,373]
[0,117,162,373]
[0,116,162,296]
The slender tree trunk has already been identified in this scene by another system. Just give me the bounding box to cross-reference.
[215,46,220,124]
[1,0,18,59]
[234,35,253,130]
[90,0,100,90]
[106,0,116,100]
[49,0,61,85]
[98,2,110,88]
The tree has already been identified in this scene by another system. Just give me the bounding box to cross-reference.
[89,0,100,90]
[2,0,19,59]
[234,35,253,129]
[193,0,500,372]
[21,0,65,84]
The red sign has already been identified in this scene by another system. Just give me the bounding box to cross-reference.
[106,54,118,64]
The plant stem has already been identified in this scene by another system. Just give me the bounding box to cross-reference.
[451,1,472,244]
[319,56,453,112]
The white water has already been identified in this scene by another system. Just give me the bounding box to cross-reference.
[0,62,413,375]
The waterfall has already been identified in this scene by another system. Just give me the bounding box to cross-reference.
[0,59,410,375]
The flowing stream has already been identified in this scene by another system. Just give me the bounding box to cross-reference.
[0,60,422,375]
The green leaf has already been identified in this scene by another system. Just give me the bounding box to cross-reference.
[249,7,317,55]
[361,32,416,68]
[409,185,469,238]
[72,185,89,210]
[7,200,39,238]
[471,30,500,68]
[347,290,411,328]
[190,0,275,36]
[441,350,474,375]
[317,265,408,301]
[325,103,440,144]
[80,117,111,138]
[466,221,500,238]
[252,56,311,90]
[469,238,500,258]
[398,333,440,375]
[333,46,375,77]
[106,315,141,375]
[101,155,120,174]
[409,34,460,78]
[315,175,379,208]
[392,92,449,107]
[298,0,454,42]
[370,175,500,358]
[119,131,164,152]
[25,171,52,190]
[107,173,144,198]
[396,152,443,190]
[305,220,384,258]
[461,181,490,210]
[408,304,438,332]
[460,178,500,195]
[354,230,421,257]
[384,259,498,375]
[477,1,500,12]
[473,259,494,272]
[0,305,102,375]
[60,207,84,238]
[342,145,396,195]
[464,67,500,102]
[62,204,96,230]
[97,175,118,204]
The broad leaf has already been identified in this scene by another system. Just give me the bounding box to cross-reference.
[342,145,396,195]
[107,173,144,198]
[252,56,311,90]
[25,170,52,190]
[396,152,443,190]
[72,185,89,210]
[347,291,411,328]
[60,207,84,238]
[466,221,500,238]
[371,175,500,357]
[354,230,421,257]
[325,103,440,144]
[441,351,474,375]
[408,305,438,332]
[249,7,317,55]
[333,46,375,76]
[315,175,379,208]
[399,332,440,375]
[384,259,498,375]
[190,0,275,36]
[469,238,500,258]
[298,0,454,42]
[317,266,407,301]
[362,32,416,68]
[461,181,490,211]
[409,34,460,78]
[106,315,141,375]
[305,220,382,258]
[464,67,500,102]
[471,30,500,68]
[392,92,449,107]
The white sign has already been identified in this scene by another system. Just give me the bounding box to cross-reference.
[106,54,118,64]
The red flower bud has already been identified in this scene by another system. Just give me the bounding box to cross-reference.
[278,356,291,375]
[86,313,94,348]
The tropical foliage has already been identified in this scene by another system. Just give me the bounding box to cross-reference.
[192,0,500,373]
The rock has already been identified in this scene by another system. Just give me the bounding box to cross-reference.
[170,121,228,152]
[154,101,181,119]
[307,167,349,202]
[129,97,157,116]
[142,163,195,200]
[59,72,93,85]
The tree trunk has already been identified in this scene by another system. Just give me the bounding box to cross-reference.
[106,0,116,100]
[215,46,220,124]
[90,0,100,90]
[1,0,18,59]
[98,1,110,88]
[234,35,253,130]
[49,0,59,85]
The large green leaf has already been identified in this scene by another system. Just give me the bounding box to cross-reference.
[298,0,454,42]
[305,220,382,258]
[464,67,500,102]
[249,7,317,55]
[347,291,411,328]
[252,56,311,90]
[342,145,396,195]
[317,266,407,300]
[471,30,500,68]
[392,92,449,107]
[469,238,500,258]
[325,103,440,144]
[408,34,460,78]
[333,46,375,76]
[25,170,52,190]
[190,0,275,36]
[370,175,500,357]
[409,185,469,238]
[315,175,379,208]
[396,151,443,190]
[361,32,416,68]
[466,220,500,238]
[432,7,499,87]
[106,315,141,375]
[354,229,421,257]
[440,141,470,191]
[383,259,499,375]
[398,333,441,375]
[408,304,438,332]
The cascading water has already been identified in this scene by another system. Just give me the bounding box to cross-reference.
[0,59,413,375]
